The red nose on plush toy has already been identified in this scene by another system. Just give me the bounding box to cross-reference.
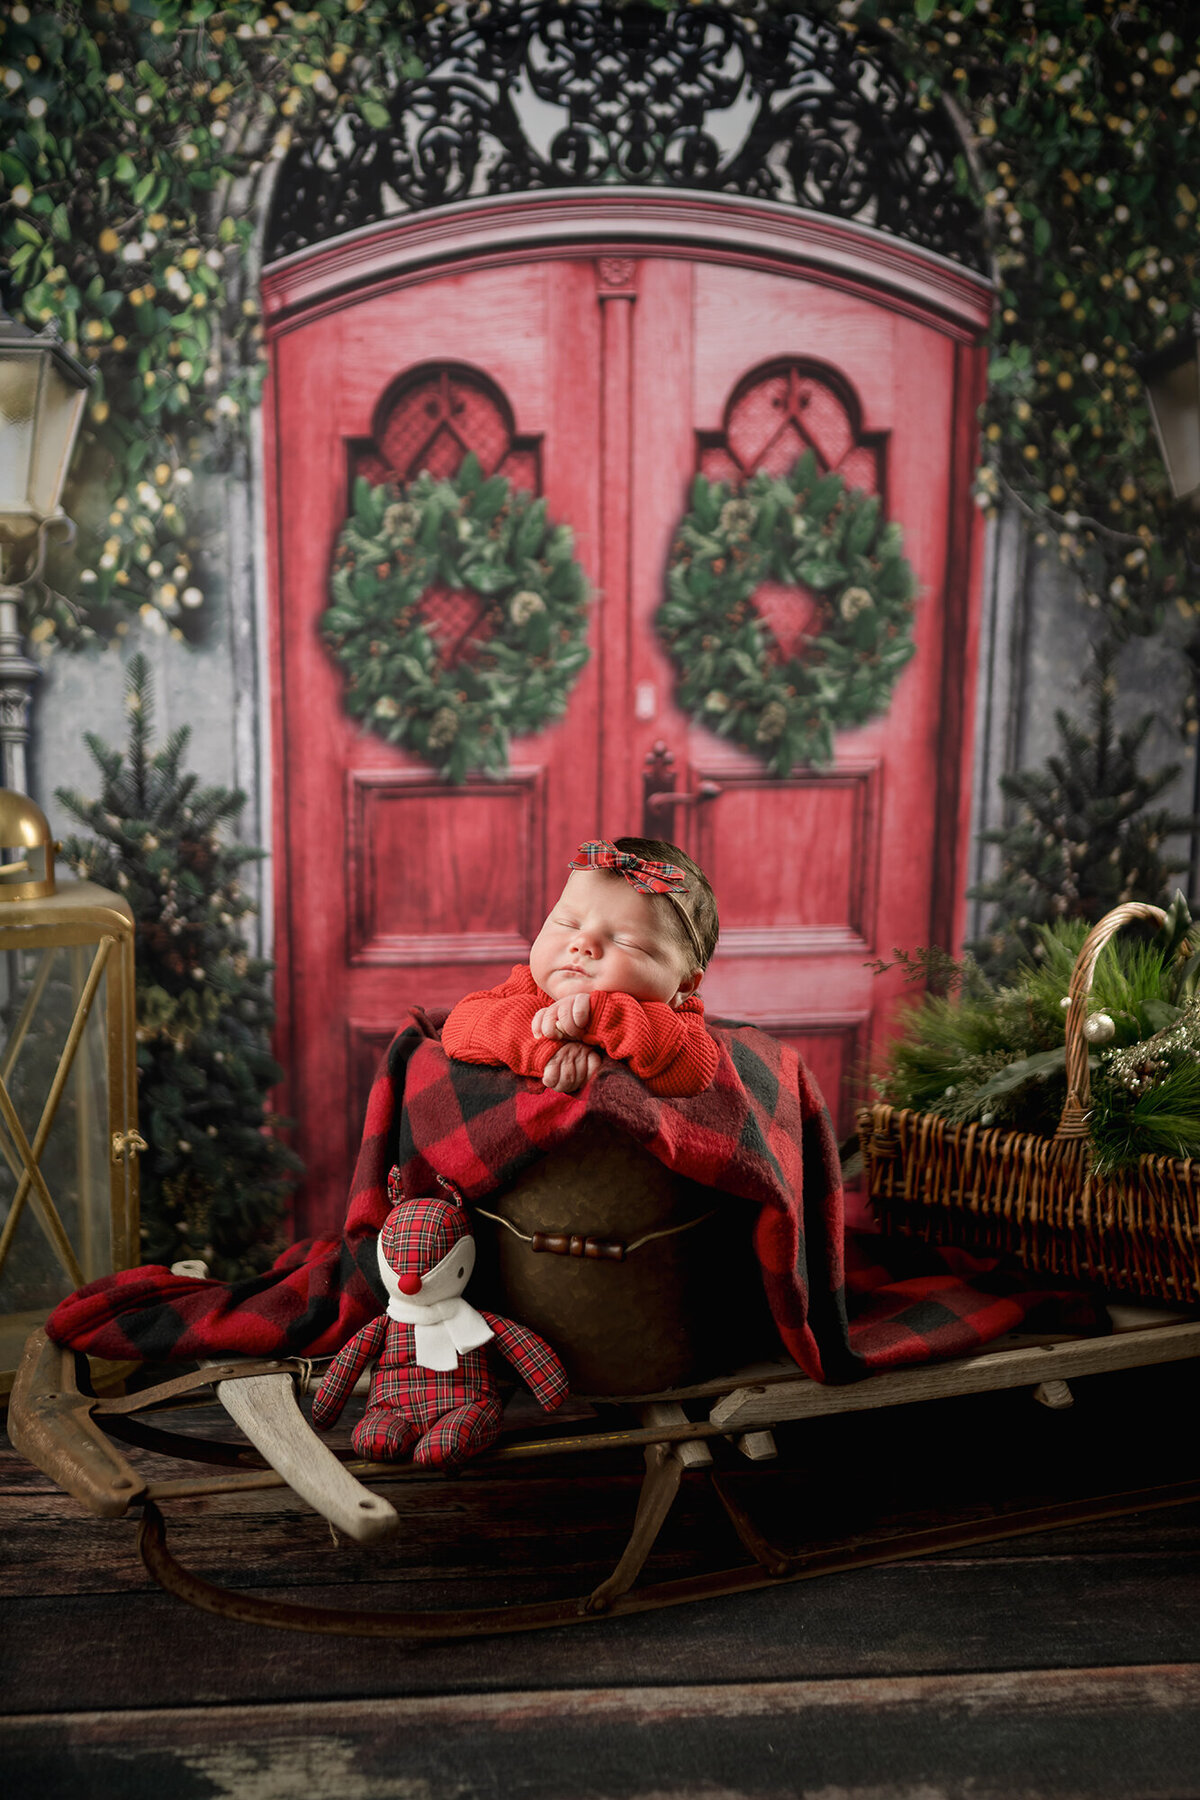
[397,1273,422,1296]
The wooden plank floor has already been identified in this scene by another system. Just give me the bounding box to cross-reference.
[4,1358,1200,1798]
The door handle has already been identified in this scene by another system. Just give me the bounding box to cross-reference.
[646,782,722,811]
[642,741,721,835]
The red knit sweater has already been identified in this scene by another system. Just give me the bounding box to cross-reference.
[441,965,719,1098]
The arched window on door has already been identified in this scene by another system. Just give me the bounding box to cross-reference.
[698,359,884,500]
[351,363,541,492]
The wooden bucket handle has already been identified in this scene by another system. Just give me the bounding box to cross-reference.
[1054,901,1167,1141]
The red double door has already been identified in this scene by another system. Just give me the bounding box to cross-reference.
[263,203,990,1235]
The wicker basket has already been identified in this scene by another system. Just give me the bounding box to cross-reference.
[859,901,1200,1305]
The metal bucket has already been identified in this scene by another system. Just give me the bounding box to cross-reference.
[471,1120,771,1396]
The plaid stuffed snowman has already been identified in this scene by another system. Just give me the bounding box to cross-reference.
[311,1173,568,1467]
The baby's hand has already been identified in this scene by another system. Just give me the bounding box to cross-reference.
[542,1042,601,1093]
[532,993,592,1041]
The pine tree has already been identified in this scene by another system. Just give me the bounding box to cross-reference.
[970,642,1195,980]
[56,655,301,1278]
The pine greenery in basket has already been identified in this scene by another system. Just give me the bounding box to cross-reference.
[55,654,301,1279]
[874,894,1200,1174]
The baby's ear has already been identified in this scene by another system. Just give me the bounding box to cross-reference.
[672,969,703,1007]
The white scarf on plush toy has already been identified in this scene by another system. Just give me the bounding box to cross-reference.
[376,1235,494,1372]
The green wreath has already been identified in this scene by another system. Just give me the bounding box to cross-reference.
[322,455,590,783]
[656,450,920,777]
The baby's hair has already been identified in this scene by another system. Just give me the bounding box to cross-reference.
[613,835,719,972]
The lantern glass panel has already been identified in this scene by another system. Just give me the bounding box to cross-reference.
[0,355,39,526]
[0,945,114,1375]
[29,358,89,522]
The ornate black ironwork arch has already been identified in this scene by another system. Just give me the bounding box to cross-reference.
[265,1,985,270]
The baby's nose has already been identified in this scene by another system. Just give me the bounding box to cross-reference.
[397,1273,422,1296]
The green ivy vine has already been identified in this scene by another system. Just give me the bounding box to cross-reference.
[2,0,1198,728]
[836,0,1200,717]
[0,0,420,651]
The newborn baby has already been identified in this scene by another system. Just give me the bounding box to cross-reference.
[441,837,720,1096]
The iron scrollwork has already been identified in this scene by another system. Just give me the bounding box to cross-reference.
[265,1,984,270]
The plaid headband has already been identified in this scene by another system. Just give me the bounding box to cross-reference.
[568,840,708,968]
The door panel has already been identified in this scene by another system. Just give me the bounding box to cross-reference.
[624,257,959,1111]
[345,770,546,967]
[694,767,879,950]
[270,260,603,1229]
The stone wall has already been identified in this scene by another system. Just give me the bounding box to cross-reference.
[30,440,273,957]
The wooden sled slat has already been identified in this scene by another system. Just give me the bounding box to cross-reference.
[708,1319,1200,1432]
[214,1369,400,1545]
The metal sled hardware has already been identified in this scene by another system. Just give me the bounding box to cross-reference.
[10,1308,1200,1640]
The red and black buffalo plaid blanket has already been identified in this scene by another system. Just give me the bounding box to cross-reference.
[46,1012,1101,1377]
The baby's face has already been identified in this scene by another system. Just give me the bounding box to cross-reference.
[529,870,698,1006]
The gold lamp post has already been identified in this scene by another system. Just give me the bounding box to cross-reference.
[0,304,141,1391]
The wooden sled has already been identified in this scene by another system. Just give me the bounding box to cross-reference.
[10,1303,1200,1639]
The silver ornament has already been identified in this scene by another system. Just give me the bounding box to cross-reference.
[1082,1011,1115,1044]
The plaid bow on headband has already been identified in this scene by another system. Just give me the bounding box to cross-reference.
[568,840,688,895]
[568,840,708,968]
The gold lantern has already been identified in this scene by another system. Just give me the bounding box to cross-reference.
[0,789,141,1392]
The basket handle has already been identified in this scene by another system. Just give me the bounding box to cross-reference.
[1054,901,1167,1141]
